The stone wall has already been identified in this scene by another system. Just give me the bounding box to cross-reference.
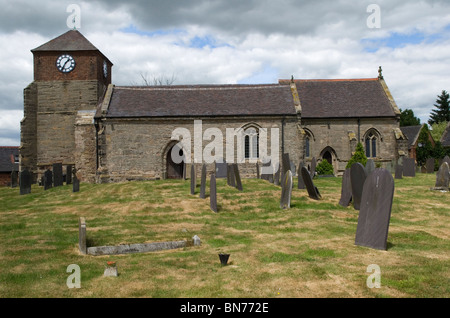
[74,110,97,183]
[20,83,38,177]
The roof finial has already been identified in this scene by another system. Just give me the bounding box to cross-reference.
[378,66,383,79]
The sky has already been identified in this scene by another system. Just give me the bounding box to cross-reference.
[1,0,450,146]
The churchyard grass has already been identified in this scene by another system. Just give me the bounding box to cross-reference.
[0,173,448,298]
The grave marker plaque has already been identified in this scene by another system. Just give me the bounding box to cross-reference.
[190,165,196,195]
[339,168,352,207]
[19,169,31,195]
[53,163,63,187]
[44,169,53,190]
[301,166,321,200]
[426,158,435,173]
[395,164,403,179]
[233,164,243,191]
[210,174,217,213]
[280,170,293,209]
[434,162,449,189]
[403,158,416,177]
[200,164,207,199]
[350,163,367,210]
[355,168,394,251]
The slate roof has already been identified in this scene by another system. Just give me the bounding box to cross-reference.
[441,122,450,147]
[400,125,422,148]
[0,147,19,172]
[104,84,297,118]
[289,79,397,118]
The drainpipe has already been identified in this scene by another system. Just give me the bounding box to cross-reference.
[281,117,285,155]
[357,118,361,143]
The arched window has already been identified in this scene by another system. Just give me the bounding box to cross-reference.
[305,136,310,158]
[365,132,377,158]
[244,127,259,159]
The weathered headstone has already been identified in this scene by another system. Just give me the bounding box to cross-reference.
[79,217,87,254]
[190,164,196,195]
[210,174,217,213]
[66,165,72,185]
[233,164,243,191]
[442,155,450,167]
[290,160,296,177]
[215,159,227,178]
[395,164,403,179]
[350,163,367,210]
[73,175,80,193]
[434,162,449,189]
[403,158,416,177]
[281,153,290,179]
[365,159,375,176]
[19,169,31,195]
[11,170,18,188]
[339,168,352,207]
[256,162,260,179]
[274,162,280,186]
[261,160,271,181]
[297,161,305,189]
[301,166,321,200]
[53,163,63,187]
[355,168,394,251]
[200,164,207,199]
[425,158,434,173]
[44,169,53,190]
[310,157,317,178]
[280,170,293,209]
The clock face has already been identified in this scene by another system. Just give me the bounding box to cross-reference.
[103,60,108,78]
[56,54,76,73]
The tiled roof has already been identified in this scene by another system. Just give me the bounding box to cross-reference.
[283,78,397,118]
[0,147,19,172]
[104,84,297,118]
[441,122,450,147]
[32,30,99,52]
[400,125,422,148]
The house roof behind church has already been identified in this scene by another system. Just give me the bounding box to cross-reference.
[104,84,297,118]
[283,78,397,118]
[400,125,422,148]
[0,147,19,173]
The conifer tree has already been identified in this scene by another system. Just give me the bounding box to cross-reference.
[428,90,450,125]
[346,142,367,169]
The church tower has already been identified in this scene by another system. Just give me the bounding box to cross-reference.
[20,30,112,180]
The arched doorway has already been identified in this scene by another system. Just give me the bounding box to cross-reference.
[323,151,332,165]
[166,144,185,179]
[319,146,338,174]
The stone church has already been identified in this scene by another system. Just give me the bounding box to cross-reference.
[20,30,408,183]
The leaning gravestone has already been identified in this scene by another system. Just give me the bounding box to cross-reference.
[280,170,293,209]
[11,170,18,188]
[210,174,217,213]
[426,158,435,174]
[44,169,53,190]
[233,164,243,191]
[190,165,196,195]
[339,168,352,207]
[66,165,72,185]
[301,166,321,200]
[200,164,207,199]
[433,162,449,189]
[350,163,367,210]
[73,175,80,193]
[53,163,63,187]
[19,170,31,195]
[403,158,416,177]
[355,168,394,251]
[365,159,375,176]
[215,159,227,178]
[395,164,403,179]
[310,157,317,178]
[297,161,305,189]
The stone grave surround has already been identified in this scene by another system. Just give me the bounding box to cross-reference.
[78,217,201,256]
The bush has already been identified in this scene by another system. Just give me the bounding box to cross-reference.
[316,160,334,175]
[346,142,367,169]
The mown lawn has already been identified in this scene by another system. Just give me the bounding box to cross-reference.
[0,172,448,298]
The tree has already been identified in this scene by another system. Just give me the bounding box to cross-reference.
[316,160,334,175]
[399,108,421,127]
[428,90,450,125]
[416,124,433,166]
[430,121,448,143]
[346,142,367,169]
[131,72,177,86]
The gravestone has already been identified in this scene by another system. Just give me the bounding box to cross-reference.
[403,158,416,177]
[280,170,293,209]
[395,164,403,179]
[11,170,18,188]
[268,173,274,183]
[310,157,317,178]
[19,170,31,195]
[281,153,290,179]
[190,165,196,195]
[73,175,80,193]
[355,168,394,251]
[365,159,375,176]
[227,164,236,187]
[301,166,321,200]
[426,158,435,173]
[215,159,227,178]
[434,162,449,189]
[339,168,352,207]
[66,165,73,185]
[442,155,450,167]
[53,163,63,187]
[44,169,53,190]
[233,164,243,191]
[297,161,305,189]
[350,163,367,210]
[290,160,296,177]
[79,217,87,254]
[256,162,260,179]
[261,160,271,181]
[210,174,217,213]
[200,164,207,199]
[274,162,281,186]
